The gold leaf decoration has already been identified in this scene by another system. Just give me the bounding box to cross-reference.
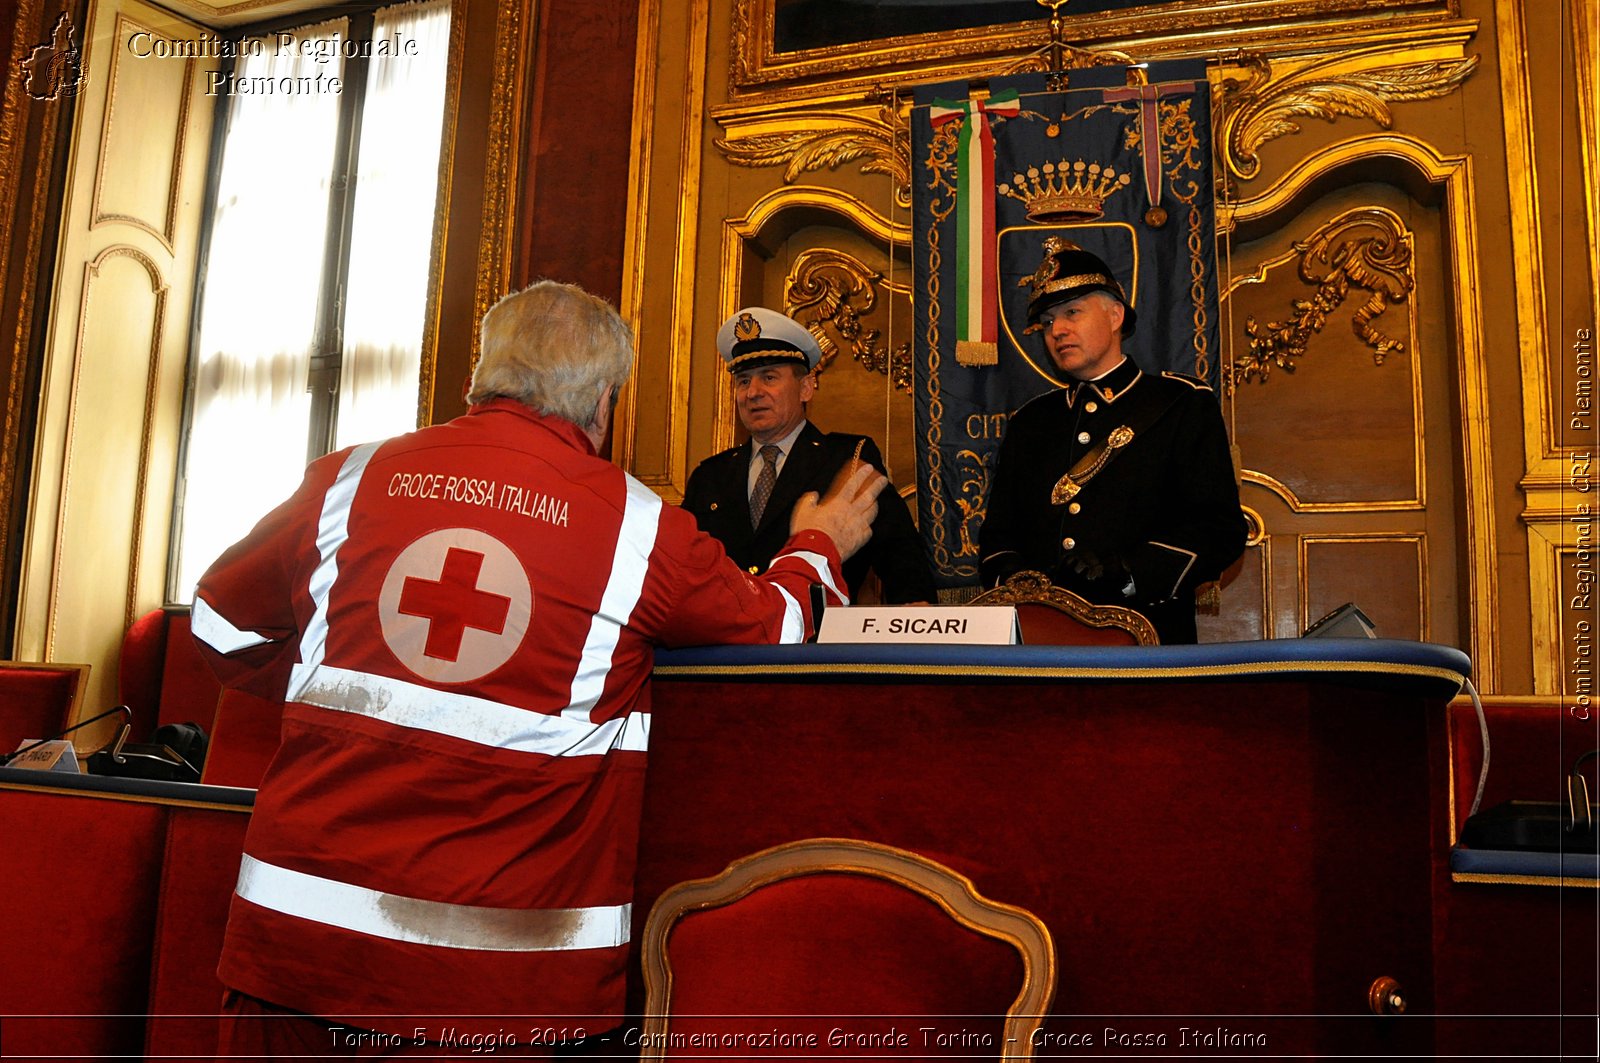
[1220,52,1479,183]
[785,248,913,393]
[715,106,911,207]
[1231,207,1415,385]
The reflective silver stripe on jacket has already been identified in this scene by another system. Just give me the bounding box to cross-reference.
[565,474,662,723]
[191,596,274,654]
[236,855,631,952]
[299,442,381,672]
[286,662,649,756]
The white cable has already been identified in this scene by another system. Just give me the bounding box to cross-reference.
[1464,676,1490,818]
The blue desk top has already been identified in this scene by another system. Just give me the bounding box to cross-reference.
[0,765,255,807]
[1451,845,1600,882]
[654,637,1470,697]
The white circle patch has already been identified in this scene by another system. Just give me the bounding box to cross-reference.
[377,528,532,683]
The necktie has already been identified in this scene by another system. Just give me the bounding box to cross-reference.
[749,444,780,528]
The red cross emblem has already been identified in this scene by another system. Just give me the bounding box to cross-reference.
[377,528,532,683]
[398,548,511,662]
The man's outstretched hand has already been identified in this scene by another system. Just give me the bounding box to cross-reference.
[790,461,887,561]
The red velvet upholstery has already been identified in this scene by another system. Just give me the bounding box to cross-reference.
[144,806,250,1062]
[661,874,1023,1052]
[1447,697,1593,837]
[155,611,224,730]
[636,675,1442,1056]
[119,608,172,737]
[1014,603,1144,646]
[1433,696,1600,1057]
[0,662,88,754]
[0,787,165,1058]
[119,608,224,740]
[199,688,282,789]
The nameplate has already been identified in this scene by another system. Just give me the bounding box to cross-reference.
[8,739,81,773]
[817,606,1019,645]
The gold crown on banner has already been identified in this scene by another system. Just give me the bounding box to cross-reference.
[997,161,1132,223]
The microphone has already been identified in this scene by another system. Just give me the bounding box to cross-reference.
[2,705,132,766]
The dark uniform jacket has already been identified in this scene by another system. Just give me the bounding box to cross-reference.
[682,422,936,604]
[978,357,1247,643]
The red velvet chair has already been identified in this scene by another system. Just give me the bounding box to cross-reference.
[968,570,1158,646]
[640,838,1056,1060]
[0,660,90,755]
[120,607,224,739]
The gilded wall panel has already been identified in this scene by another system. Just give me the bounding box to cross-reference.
[622,0,1562,681]
[1228,197,1425,509]
[1302,535,1427,640]
[710,183,908,483]
[1527,516,1596,698]
[92,14,195,249]
[1222,134,1486,676]
[1194,522,1270,644]
[775,237,915,485]
[1500,0,1595,700]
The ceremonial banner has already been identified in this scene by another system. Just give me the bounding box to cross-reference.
[911,62,1220,592]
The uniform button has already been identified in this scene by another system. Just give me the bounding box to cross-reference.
[1068,502,1081,514]
[1077,431,1091,444]
[1085,401,1098,413]
[709,502,719,511]
[1061,537,1076,550]
[747,565,760,574]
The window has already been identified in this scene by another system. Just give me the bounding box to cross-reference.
[171,0,450,599]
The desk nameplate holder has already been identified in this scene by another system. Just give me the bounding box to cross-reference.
[817,606,1020,645]
[7,739,81,773]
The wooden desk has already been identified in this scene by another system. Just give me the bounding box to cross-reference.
[635,639,1469,1057]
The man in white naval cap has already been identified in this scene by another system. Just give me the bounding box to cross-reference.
[682,306,935,604]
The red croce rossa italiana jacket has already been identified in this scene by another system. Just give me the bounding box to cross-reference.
[192,399,849,1035]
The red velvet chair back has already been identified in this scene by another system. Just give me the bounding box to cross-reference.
[640,838,1055,1059]
[0,661,90,754]
[968,571,1158,646]
[120,607,225,739]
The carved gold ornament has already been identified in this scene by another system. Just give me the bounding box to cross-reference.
[1232,207,1415,385]
[714,103,912,209]
[785,248,912,393]
[1218,49,1479,186]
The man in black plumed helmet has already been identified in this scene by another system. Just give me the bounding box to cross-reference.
[978,238,1247,643]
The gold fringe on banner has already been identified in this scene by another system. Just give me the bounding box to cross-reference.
[956,340,998,366]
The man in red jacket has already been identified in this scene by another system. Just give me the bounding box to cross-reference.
[192,281,883,1056]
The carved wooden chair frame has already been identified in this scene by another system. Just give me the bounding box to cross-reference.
[639,837,1057,1061]
[969,570,1160,645]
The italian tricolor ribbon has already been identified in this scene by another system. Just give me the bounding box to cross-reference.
[929,89,1020,366]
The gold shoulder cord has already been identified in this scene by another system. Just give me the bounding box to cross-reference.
[1050,426,1134,503]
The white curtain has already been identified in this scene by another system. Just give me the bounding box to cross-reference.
[173,2,452,600]
[173,22,347,599]
[335,0,452,451]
